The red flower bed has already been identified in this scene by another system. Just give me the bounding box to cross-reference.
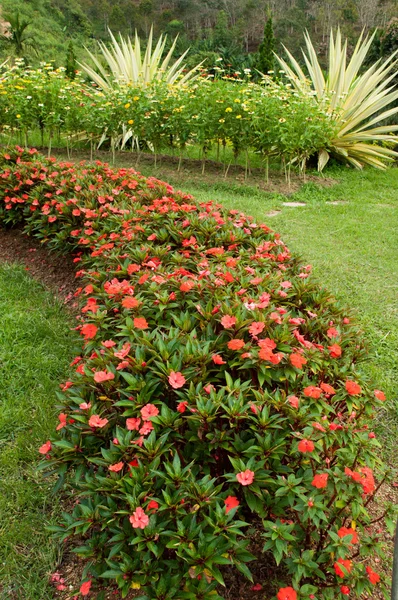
[0,147,392,600]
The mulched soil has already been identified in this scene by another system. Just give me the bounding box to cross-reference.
[0,226,78,306]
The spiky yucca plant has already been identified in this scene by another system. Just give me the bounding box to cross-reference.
[80,28,201,90]
[275,29,398,170]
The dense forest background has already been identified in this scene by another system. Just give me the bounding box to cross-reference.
[0,0,397,72]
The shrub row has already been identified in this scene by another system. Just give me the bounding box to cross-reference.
[0,147,394,600]
[0,64,336,170]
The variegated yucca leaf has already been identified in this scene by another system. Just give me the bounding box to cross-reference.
[275,29,398,170]
[80,27,201,90]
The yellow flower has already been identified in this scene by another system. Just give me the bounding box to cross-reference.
[133,96,139,101]
[128,119,134,124]
[236,114,242,119]
[225,107,232,112]
[234,98,241,103]
[125,103,131,109]
[16,114,21,118]
[219,118,225,123]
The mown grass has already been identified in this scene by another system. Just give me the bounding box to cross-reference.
[136,162,398,459]
[0,265,77,599]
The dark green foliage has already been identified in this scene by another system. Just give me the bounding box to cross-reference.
[381,17,398,57]
[255,15,275,75]
[65,40,77,78]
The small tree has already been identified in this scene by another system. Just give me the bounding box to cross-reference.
[0,12,36,60]
[65,41,77,79]
[256,13,275,74]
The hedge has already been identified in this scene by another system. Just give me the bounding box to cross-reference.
[0,147,394,600]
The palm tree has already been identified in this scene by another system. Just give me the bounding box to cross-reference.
[0,12,37,59]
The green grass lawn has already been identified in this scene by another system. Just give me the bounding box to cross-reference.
[0,265,77,599]
[135,162,398,459]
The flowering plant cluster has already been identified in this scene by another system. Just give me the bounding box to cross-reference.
[0,64,336,171]
[0,147,395,600]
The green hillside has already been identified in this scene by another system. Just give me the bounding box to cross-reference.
[0,0,396,75]
[0,0,91,65]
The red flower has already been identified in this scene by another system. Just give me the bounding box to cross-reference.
[290,353,307,369]
[204,384,215,394]
[180,280,195,292]
[141,403,159,420]
[359,467,375,494]
[212,354,226,365]
[288,395,299,409]
[177,401,188,413]
[258,337,276,350]
[168,371,186,388]
[340,586,350,595]
[269,311,282,324]
[334,558,352,578]
[298,439,314,453]
[39,440,52,454]
[320,382,336,395]
[108,462,123,472]
[88,415,108,428]
[249,321,265,336]
[80,580,92,596]
[147,500,159,513]
[114,342,131,360]
[303,386,322,399]
[221,315,236,328]
[277,587,297,600]
[228,339,245,350]
[224,495,240,513]
[311,473,328,488]
[312,422,326,432]
[338,527,358,544]
[344,467,363,483]
[327,327,339,338]
[129,506,149,529]
[251,583,263,591]
[80,323,98,339]
[122,296,139,308]
[56,413,68,430]
[366,566,380,584]
[236,469,255,486]
[61,380,74,392]
[140,421,153,435]
[328,343,342,358]
[126,417,140,431]
[102,339,116,348]
[374,389,386,401]
[134,317,148,329]
[94,370,115,383]
[345,380,361,395]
